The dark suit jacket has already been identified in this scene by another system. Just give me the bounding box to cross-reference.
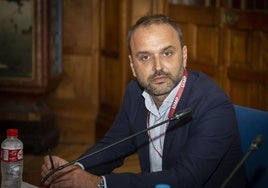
[79,70,247,188]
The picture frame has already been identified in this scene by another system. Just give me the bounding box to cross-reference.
[0,0,62,94]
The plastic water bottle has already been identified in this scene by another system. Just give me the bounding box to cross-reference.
[1,129,23,188]
[155,184,171,188]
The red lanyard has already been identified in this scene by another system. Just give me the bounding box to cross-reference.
[147,69,188,158]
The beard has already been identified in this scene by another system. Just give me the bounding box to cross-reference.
[137,64,185,96]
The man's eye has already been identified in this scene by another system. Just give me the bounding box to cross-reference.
[139,55,150,61]
[163,51,172,57]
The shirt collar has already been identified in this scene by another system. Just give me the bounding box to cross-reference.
[142,81,182,118]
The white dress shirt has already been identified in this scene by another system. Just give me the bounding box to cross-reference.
[142,82,181,172]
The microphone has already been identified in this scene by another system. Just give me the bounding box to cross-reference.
[220,134,265,188]
[39,107,192,187]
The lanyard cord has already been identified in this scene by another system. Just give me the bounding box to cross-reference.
[147,69,188,158]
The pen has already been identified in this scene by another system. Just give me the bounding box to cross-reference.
[47,148,55,171]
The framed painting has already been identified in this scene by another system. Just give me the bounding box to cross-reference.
[0,0,62,94]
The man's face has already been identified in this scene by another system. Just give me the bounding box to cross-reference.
[129,24,187,97]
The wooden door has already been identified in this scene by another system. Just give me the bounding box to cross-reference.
[168,1,268,110]
[222,9,268,110]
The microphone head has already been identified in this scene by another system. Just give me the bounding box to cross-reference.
[250,134,265,151]
[172,108,192,120]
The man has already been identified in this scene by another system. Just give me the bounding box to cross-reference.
[41,14,247,188]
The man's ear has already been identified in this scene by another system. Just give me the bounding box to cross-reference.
[129,55,136,77]
[182,45,187,68]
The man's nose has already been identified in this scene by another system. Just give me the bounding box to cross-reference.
[153,55,162,71]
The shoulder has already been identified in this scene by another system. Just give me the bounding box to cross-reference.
[187,70,227,97]
[184,70,234,111]
[125,79,143,97]
[188,70,216,86]
[121,79,144,108]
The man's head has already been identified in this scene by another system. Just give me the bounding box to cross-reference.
[128,14,187,100]
[127,14,184,56]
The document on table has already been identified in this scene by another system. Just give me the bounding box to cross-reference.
[21,182,39,188]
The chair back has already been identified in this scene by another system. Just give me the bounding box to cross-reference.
[234,105,268,188]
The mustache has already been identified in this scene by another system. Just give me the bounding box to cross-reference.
[149,70,170,80]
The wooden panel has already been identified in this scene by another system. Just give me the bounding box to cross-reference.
[223,10,268,110]
[46,0,100,122]
[96,0,128,141]
[168,5,268,110]
[168,4,219,25]
[101,0,120,53]
[131,0,152,20]
[168,5,222,85]
[223,10,268,30]
[63,0,93,55]
[224,30,250,68]
[100,57,123,107]
[99,0,122,110]
[228,79,267,110]
[96,0,167,141]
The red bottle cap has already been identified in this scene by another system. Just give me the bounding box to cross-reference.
[7,129,18,137]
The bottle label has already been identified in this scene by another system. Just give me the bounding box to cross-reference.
[1,148,23,162]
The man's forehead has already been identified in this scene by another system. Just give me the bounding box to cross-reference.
[133,23,174,34]
[131,24,179,43]
[130,24,180,52]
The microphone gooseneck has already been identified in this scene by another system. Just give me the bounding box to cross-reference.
[39,108,192,188]
[220,134,265,188]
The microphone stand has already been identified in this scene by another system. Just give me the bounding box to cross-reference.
[39,108,192,188]
[220,135,265,188]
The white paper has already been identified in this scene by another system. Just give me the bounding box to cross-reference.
[21,182,38,188]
